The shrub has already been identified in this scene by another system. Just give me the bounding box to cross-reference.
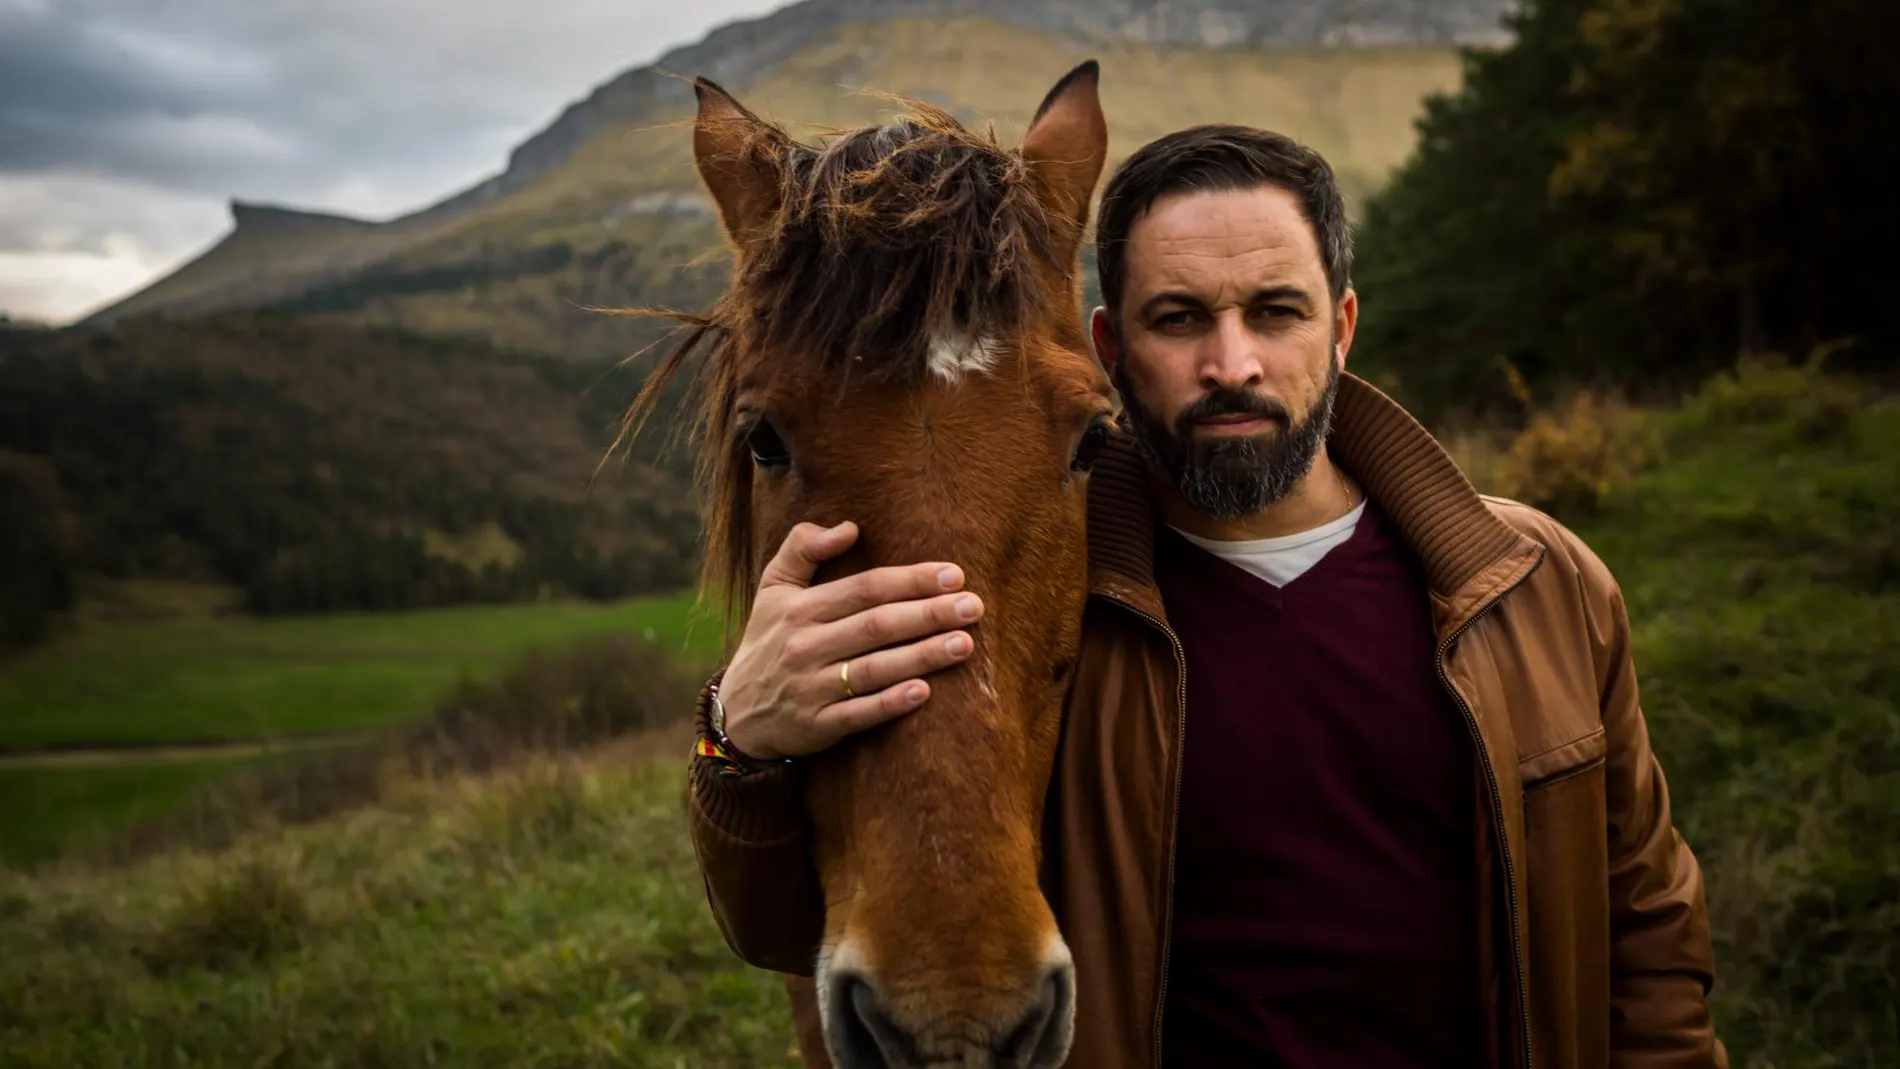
[101,632,698,863]
[138,852,312,974]
[0,451,79,650]
[1493,389,1655,518]
[414,631,695,776]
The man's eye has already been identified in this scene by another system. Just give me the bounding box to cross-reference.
[1153,311,1195,330]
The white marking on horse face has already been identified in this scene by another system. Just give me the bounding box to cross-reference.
[927,332,1000,382]
[976,658,999,701]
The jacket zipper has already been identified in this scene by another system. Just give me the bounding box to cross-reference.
[1435,565,1539,1069]
[1115,600,1188,1069]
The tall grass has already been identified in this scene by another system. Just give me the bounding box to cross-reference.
[0,746,798,1067]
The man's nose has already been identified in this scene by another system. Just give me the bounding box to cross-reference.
[1197,310,1264,392]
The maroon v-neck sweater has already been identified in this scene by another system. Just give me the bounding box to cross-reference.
[1154,503,1481,1068]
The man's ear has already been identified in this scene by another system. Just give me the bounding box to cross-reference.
[1020,60,1109,264]
[692,77,785,247]
[1088,306,1120,377]
[1333,287,1358,373]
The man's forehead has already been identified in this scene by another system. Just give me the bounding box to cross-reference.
[1124,186,1324,293]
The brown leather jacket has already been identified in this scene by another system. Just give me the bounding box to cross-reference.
[688,374,1728,1069]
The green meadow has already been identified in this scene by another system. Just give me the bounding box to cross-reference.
[0,591,719,750]
[0,759,264,868]
[0,592,723,865]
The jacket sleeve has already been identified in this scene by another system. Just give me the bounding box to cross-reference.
[687,669,827,976]
[1592,561,1730,1069]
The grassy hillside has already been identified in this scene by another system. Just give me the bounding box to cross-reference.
[98,19,1467,361]
[1459,357,1898,1065]
[0,314,700,641]
[1567,363,1898,1064]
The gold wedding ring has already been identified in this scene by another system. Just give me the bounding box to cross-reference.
[840,659,856,699]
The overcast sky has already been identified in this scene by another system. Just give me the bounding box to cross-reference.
[0,0,788,323]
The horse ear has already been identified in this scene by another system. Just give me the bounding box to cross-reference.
[693,77,782,247]
[1020,60,1108,254]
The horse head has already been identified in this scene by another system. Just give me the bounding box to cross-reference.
[642,61,1112,1068]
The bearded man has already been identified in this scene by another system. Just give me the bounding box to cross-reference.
[684,124,1728,1068]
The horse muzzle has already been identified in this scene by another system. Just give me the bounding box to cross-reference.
[820,938,1076,1069]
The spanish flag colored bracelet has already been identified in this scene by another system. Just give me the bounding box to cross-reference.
[697,684,797,775]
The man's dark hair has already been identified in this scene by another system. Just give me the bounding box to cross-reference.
[1093,124,1353,319]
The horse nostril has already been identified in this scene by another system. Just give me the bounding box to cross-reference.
[827,973,908,1069]
[995,965,1076,1069]
[824,963,1075,1069]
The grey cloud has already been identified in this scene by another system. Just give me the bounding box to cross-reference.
[0,0,784,212]
[0,1,491,205]
[0,174,226,258]
[0,12,250,127]
[0,0,781,318]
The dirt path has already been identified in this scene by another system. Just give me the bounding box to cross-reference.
[0,734,366,770]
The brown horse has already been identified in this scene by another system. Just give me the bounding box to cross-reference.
[625,62,1112,1068]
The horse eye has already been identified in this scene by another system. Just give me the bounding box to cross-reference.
[1070,417,1112,473]
[747,418,791,469]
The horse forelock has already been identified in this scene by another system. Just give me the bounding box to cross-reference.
[736,107,1070,387]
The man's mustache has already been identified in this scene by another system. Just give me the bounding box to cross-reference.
[1175,389,1292,435]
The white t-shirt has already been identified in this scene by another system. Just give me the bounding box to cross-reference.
[1168,500,1367,588]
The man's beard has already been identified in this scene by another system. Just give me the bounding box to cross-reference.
[1117,355,1341,521]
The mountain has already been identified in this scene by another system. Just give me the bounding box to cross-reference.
[90,0,1514,361]
[469,0,1515,216]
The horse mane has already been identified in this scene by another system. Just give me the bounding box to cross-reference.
[618,98,1078,638]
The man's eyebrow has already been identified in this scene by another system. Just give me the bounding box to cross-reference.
[1249,285,1316,307]
[1134,291,1208,320]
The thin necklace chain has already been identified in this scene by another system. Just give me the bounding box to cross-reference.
[1336,463,1358,511]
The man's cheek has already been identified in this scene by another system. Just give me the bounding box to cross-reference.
[1132,358,1192,420]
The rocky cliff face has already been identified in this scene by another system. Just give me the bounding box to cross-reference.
[416,0,1515,221]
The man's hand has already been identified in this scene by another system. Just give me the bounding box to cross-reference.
[717,521,984,760]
